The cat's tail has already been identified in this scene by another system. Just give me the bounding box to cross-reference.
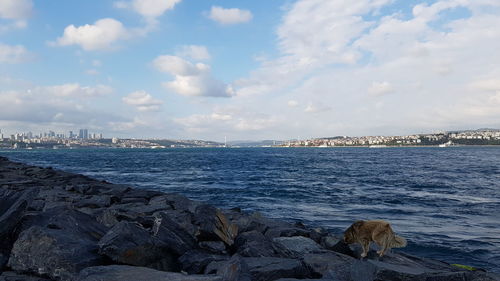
[389,235,407,248]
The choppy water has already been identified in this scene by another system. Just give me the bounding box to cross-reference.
[1,147,499,272]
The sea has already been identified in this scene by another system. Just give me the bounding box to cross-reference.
[1,147,499,272]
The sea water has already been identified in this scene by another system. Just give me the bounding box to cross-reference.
[2,147,499,272]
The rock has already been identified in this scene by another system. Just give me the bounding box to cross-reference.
[153,212,197,256]
[159,193,202,213]
[0,253,7,271]
[349,252,500,281]
[194,204,238,246]
[156,210,198,236]
[302,251,356,280]
[178,250,229,274]
[323,239,355,258]
[216,255,252,281]
[98,221,178,271]
[0,271,50,281]
[122,189,164,201]
[234,231,278,257]
[265,227,311,239]
[76,265,223,281]
[273,236,323,258]
[8,209,107,281]
[0,189,37,243]
[8,226,104,281]
[74,195,111,209]
[0,188,38,269]
[243,257,311,281]
[199,241,227,254]
[309,228,330,244]
[234,213,287,234]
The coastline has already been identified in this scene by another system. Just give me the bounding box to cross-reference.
[0,155,499,281]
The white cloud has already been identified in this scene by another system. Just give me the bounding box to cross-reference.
[86,69,99,75]
[174,109,281,135]
[287,100,299,107]
[153,55,203,76]
[40,83,113,98]
[153,55,233,98]
[0,43,31,63]
[0,83,124,131]
[132,0,181,18]
[0,0,33,20]
[92,59,102,67]
[208,6,253,25]
[176,45,211,61]
[229,0,500,138]
[304,103,332,113]
[368,81,394,97]
[471,79,500,92]
[114,0,182,22]
[51,18,130,51]
[122,90,163,112]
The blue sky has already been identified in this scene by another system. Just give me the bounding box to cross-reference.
[1,0,500,140]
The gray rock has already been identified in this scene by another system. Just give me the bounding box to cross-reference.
[265,227,311,239]
[273,236,323,257]
[194,204,238,246]
[0,188,37,244]
[153,212,197,256]
[8,210,107,281]
[350,252,500,281]
[302,251,356,280]
[0,271,50,281]
[323,239,355,258]
[243,257,310,281]
[199,241,227,254]
[216,255,252,281]
[178,250,228,274]
[98,221,177,271]
[76,265,223,281]
[0,188,38,269]
[234,231,278,257]
[8,226,104,281]
[74,195,111,209]
[156,210,198,236]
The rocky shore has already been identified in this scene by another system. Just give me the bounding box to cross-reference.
[0,155,498,281]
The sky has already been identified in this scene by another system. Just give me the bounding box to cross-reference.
[0,0,499,141]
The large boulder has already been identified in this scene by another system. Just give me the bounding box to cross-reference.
[0,189,38,244]
[8,210,108,281]
[194,204,238,246]
[349,252,500,281]
[234,231,279,257]
[242,257,310,281]
[273,236,323,258]
[178,250,229,274]
[216,255,252,281]
[152,212,197,256]
[0,272,50,281]
[76,265,222,281]
[0,189,38,270]
[302,251,356,280]
[98,221,177,271]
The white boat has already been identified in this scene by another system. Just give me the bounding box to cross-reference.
[369,145,387,148]
[438,141,453,147]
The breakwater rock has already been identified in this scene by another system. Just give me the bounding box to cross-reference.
[0,156,498,281]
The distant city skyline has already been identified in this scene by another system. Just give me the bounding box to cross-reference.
[1,1,500,141]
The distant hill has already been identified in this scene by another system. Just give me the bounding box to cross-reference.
[227,140,283,147]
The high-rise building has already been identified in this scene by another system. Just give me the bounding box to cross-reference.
[83,129,88,139]
[69,131,74,138]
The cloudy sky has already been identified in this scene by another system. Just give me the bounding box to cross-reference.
[1,0,499,141]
